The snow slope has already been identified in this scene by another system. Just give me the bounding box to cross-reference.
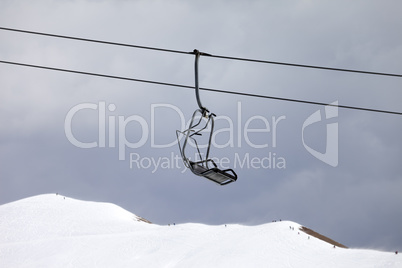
[0,194,400,268]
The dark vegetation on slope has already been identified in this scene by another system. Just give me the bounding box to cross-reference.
[135,216,152,224]
[300,226,348,248]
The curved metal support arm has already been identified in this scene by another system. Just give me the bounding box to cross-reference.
[193,49,208,114]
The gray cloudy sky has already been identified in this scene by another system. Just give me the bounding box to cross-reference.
[1,0,401,251]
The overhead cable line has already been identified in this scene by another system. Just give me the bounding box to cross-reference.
[0,27,189,56]
[1,26,401,78]
[206,54,402,78]
[1,59,401,116]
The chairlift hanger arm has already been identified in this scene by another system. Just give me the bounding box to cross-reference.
[192,49,211,114]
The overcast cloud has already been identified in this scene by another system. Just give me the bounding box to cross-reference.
[0,0,401,251]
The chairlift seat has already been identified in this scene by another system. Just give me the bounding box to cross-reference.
[190,161,237,186]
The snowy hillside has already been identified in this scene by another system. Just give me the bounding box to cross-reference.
[0,194,400,268]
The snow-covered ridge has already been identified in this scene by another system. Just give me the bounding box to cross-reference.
[0,194,400,268]
[0,194,149,243]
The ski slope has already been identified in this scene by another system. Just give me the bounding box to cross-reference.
[0,194,400,267]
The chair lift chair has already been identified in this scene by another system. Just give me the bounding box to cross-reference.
[176,50,238,185]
